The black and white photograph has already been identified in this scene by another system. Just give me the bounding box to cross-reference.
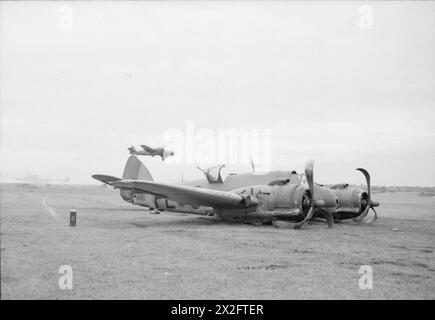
[0,0,434,304]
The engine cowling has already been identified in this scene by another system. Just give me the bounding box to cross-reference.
[331,186,369,219]
[330,168,380,222]
[231,184,311,217]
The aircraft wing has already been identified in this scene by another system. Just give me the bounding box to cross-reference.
[140,145,155,153]
[110,179,251,209]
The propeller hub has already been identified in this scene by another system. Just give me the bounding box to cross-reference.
[371,201,380,207]
[315,200,325,207]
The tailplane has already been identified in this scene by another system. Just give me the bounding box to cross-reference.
[122,155,153,181]
[92,174,121,184]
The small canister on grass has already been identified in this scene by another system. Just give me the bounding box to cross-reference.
[70,208,77,227]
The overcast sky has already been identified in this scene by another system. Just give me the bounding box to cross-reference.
[1,1,434,186]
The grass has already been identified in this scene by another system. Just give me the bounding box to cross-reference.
[1,184,434,299]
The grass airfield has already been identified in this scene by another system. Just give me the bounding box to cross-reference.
[1,183,434,299]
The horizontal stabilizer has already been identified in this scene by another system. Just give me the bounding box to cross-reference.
[92,174,121,184]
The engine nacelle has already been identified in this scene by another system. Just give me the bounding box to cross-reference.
[232,184,311,216]
[331,186,368,219]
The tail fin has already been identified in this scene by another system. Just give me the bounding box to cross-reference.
[122,155,153,181]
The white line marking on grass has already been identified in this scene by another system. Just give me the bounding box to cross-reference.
[42,195,59,221]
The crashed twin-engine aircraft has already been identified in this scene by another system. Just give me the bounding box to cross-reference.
[92,156,379,229]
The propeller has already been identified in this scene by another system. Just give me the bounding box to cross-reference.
[197,164,225,183]
[353,168,380,223]
[250,156,256,173]
[273,160,323,229]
